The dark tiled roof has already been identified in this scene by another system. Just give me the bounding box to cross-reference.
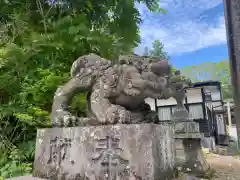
[192,81,221,87]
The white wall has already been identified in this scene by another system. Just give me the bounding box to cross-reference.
[146,85,222,110]
[157,97,176,107]
[228,125,238,142]
[204,86,221,101]
[186,88,203,103]
[145,88,203,110]
[145,85,221,112]
[144,98,156,111]
[158,107,172,121]
[216,114,226,135]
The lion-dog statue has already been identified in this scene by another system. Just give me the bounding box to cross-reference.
[51,53,190,127]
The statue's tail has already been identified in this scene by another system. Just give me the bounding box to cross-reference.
[70,53,112,78]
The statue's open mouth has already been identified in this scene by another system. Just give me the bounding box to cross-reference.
[176,87,182,91]
[175,84,188,92]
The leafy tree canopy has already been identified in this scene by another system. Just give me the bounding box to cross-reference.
[149,40,169,60]
[0,0,165,178]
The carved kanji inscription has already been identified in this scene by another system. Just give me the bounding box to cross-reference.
[92,136,129,180]
[47,137,72,168]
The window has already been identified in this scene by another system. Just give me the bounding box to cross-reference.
[216,114,226,135]
[171,106,177,115]
[188,104,204,119]
[205,92,212,102]
[158,107,171,121]
[171,105,188,114]
[186,88,203,103]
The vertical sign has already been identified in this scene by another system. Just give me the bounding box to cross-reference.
[223,0,240,148]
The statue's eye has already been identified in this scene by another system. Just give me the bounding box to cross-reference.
[143,64,147,69]
[88,69,92,73]
[127,82,132,88]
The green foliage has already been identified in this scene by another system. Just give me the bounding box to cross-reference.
[149,40,169,60]
[0,0,165,178]
[181,61,233,99]
[0,142,34,178]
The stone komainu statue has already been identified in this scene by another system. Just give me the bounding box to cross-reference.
[51,53,189,127]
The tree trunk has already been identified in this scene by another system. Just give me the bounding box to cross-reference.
[223,0,240,150]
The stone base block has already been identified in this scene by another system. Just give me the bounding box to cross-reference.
[172,107,191,121]
[174,133,203,139]
[174,121,209,175]
[175,139,209,175]
[6,176,47,180]
[174,121,200,134]
[33,124,175,180]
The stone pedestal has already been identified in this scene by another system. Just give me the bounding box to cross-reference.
[175,121,200,134]
[182,139,209,173]
[174,121,209,174]
[33,124,175,180]
[6,176,47,180]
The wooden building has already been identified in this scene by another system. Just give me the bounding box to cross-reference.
[145,81,229,150]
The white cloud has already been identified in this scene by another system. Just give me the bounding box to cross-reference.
[135,0,227,55]
[160,0,222,10]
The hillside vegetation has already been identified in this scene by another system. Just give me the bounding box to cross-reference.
[181,60,233,100]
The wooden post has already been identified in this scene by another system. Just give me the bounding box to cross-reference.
[223,0,240,149]
[227,102,232,127]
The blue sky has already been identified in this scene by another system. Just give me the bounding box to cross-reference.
[135,0,229,69]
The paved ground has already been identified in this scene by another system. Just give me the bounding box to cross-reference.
[207,155,240,180]
[6,150,240,180]
[174,154,240,180]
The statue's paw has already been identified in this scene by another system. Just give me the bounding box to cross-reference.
[153,83,163,90]
[105,106,119,124]
[53,111,78,127]
[106,105,131,124]
[155,94,163,99]
[63,113,77,127]
[124,88,140,97]
[118,109,131,124]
